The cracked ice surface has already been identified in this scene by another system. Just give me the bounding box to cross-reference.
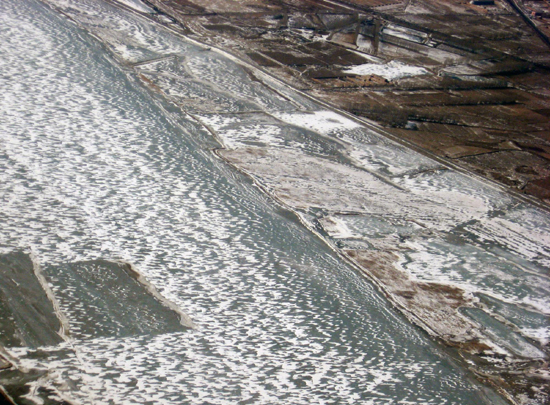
[0,0,545,403]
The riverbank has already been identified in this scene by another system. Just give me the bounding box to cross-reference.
[144,0,550,204]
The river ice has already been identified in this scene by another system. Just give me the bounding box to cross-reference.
[0,0,547,404]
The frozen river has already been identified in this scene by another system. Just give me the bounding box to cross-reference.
[0,0,548,404]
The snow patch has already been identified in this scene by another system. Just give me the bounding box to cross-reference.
[114,0,155,13]
[271,110,361,135]
[344,61,429,80]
